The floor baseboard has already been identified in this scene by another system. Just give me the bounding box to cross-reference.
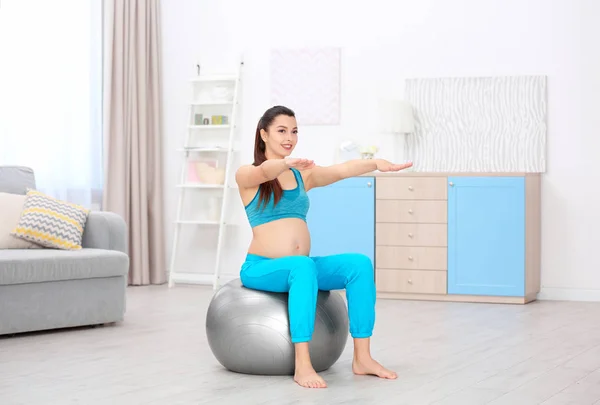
[538,287,600,302]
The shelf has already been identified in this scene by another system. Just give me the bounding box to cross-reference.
[188,125,230,130]
[190,75,237,82]
[175,220,238,226]
[178,147,229,153]
[191,101,233,106]
[176,220,220,225]
[176,183,224,189]
[170,63,244,290]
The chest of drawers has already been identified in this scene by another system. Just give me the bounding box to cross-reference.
[375,176,449,297]
[306,172,541,304]
[374,173,541,304]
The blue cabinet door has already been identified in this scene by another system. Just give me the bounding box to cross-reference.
[306,177,375,265]
[448,176,525,296]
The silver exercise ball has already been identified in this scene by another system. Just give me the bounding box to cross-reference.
[206,278,349,375]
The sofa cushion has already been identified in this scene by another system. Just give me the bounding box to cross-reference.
[11,189,90,250]
[0,248,129,285]
[0,192,42,249]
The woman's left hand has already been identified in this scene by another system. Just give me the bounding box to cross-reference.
[376,159,413,172]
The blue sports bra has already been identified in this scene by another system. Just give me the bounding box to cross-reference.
[244,168,310,228]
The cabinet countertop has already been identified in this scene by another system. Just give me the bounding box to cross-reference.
[358,171,542,177]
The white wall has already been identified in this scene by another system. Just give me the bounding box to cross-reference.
[161,0,600,300]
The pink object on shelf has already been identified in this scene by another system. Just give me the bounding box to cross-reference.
[187,162,200,182]
[187,159,218,183]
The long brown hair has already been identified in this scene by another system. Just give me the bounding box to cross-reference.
[253,105,296,209]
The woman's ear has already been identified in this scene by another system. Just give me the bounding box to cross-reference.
[260,128,267,142]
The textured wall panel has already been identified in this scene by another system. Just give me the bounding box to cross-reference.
[270,47,341,125]
[404,76,547,172]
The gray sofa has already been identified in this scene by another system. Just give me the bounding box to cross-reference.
[0,166,129,335]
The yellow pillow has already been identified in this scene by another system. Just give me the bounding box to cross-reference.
[11,189,90,250]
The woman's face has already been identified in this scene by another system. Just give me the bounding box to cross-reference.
[261,114,298,159]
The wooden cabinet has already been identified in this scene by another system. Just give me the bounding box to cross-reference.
[448,176,526,297]
[306,176,375,265]
[375,173,541,304]
[375,176,449,298]
[306,172,541,304]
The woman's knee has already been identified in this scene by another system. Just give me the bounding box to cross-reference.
[346,253,374,279]
[287,256,317,284]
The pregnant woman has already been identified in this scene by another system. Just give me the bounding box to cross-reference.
[235,105,412,388]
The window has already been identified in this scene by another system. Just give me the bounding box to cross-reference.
[0,0,103,209]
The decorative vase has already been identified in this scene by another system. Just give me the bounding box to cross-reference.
[359,145,379,160]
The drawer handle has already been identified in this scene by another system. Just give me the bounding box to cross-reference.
[367,182,372,187]
[449,182,454,187]
[408,233,414,238]
[408,186,414,191]
[407,279,413,284]
[408,209,413,215]
[408,256,414,261]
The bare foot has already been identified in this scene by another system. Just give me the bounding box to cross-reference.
[352,356,397,379]
[294,365,327,388]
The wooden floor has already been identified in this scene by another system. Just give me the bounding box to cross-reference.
[2,285,600,405]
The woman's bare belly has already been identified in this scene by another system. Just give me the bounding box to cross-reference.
[247,218,311,258]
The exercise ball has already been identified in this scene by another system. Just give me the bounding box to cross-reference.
[205,278,349,375]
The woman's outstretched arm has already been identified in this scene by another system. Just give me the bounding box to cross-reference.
[235,158,316,189]
[304,159,412,190]
[235,160,287,189]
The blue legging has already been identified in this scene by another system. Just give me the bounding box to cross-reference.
[240,253,376,343]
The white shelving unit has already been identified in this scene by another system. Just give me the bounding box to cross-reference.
[168,61,243,290]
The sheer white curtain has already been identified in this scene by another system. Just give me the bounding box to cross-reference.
[0,0,103,209]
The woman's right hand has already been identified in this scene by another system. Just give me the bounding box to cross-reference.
[284,158,315,170]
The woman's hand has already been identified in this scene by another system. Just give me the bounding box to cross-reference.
[285,158,316,170]
[376,159,413,172]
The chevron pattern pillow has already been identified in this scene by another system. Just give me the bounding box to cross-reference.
[11,189,90,250]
